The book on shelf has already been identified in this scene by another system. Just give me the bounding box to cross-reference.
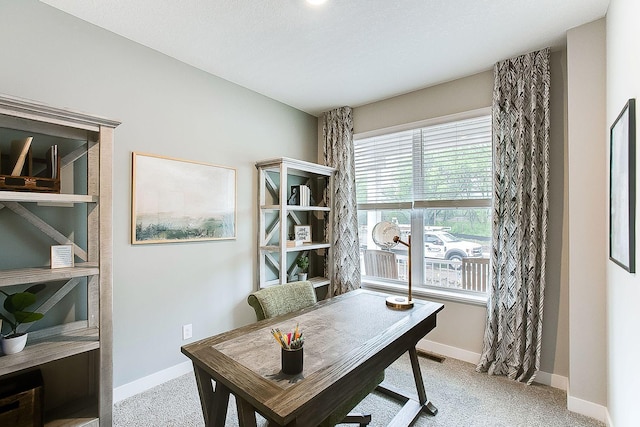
[10,136,33,176]
[301,185,310,206]
[286,240,304,247]
[46,145,58,179]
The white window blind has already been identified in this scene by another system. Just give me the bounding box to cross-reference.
[418,116,492,204]
[354,129,416,209]
[355,115,492,209]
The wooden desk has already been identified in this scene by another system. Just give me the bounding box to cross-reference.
[181,289,444,426]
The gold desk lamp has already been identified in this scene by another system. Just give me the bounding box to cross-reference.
[372,221,414,310]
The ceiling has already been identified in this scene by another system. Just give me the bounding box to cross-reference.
[40,0,609,117]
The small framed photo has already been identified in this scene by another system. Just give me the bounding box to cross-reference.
[294,225,312,243]
[51,244,74,269]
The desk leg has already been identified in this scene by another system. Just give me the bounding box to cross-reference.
[409,347,438,416]
[236,397,258,427]
[194,364,230,426]
[376,347,439,425]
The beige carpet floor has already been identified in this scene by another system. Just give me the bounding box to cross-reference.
[113,354,605,426]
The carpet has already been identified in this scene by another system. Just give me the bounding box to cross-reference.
[113,354,604,426]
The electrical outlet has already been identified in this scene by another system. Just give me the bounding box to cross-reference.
[182,324,193,340]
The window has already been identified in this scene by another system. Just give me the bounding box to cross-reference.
[354,110,492,302]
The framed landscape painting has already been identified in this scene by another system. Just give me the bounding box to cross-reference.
[132,152,236,244]
[609,99,636,272]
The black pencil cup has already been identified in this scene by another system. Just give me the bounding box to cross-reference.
[281,347,304,375]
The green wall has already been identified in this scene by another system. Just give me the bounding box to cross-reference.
[0,0,318,387]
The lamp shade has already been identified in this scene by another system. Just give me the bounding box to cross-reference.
[372,221,401,250]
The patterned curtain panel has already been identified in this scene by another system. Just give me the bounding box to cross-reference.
[476,48,550,384]
[323,106,361,295]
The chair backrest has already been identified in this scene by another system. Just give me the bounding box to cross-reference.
[247,280,317,321]
[364,250,398,279]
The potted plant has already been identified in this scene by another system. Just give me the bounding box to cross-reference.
[0,284,45,355]
[296,255,309,281]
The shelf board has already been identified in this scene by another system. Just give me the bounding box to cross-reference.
[308,276,330,288]
[260,204,330,212]
[0,263,99,287]
[260,276,330,289]
[286,242,330,252]
[45,396,98,427]
[0,327,99,376]
[255,157,335,177]
[287,205,330,212]
[0,191,97,204]
[0,92,121,132]
[260,242,331,252]
[260,279,281,288]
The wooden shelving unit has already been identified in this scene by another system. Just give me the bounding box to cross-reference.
[256,157,335,294]
[0,93,119,427]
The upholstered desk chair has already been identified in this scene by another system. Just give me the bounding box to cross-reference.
[247,281,383,427]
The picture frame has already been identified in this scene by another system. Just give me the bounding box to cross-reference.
[294,225,312,243]
[609,98,636,272]
[51,244,74,269]
[132,152,237,244]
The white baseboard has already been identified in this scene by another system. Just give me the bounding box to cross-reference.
[113,361,193,403]
[533,370,568,390]
[417,339,481,364]
[416,339,568,391]
[567,385,609,424]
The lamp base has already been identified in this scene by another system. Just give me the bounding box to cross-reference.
[385,296,414,310]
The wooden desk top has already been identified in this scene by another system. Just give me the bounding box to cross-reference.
[182,289,443,426]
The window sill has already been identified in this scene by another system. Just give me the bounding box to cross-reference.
[361,278,488,306]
